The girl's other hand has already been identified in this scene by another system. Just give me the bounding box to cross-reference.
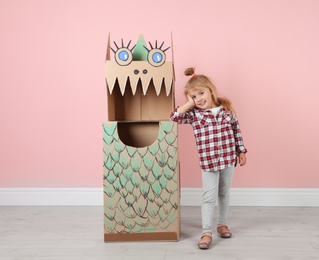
[238,153,247,166]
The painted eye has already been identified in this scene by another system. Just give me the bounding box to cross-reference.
[114,48,133,66]
[111,39,135,66]
[152,52,163,63]
[144,41,170,67]
[148,49,165,67]
[119,50,129,61]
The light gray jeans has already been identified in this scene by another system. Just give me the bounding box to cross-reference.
[201,165,234,234]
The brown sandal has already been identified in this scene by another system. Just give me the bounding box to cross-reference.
[217,225,232,238]
[198,234,212,250]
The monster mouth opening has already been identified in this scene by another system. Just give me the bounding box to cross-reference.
[117,122,159,148]
[107,74,174,122]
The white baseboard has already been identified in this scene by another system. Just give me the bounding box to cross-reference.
[0,188,103,206]
[181,188,319,207]
[0,188,319,206]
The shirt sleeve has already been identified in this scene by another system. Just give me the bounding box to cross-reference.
[170,108,194,124]
[231,115,248,155]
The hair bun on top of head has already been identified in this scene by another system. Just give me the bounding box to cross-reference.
[184,67,195,76]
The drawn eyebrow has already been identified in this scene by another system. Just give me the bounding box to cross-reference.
[110,39,136,53]
[143,40,170,52]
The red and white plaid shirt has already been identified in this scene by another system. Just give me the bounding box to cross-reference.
[170,107,247,172]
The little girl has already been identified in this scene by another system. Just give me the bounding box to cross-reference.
[170,67,247,250]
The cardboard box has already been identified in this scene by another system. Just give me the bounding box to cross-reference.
[103,121,180,241]
[103,34,180,241]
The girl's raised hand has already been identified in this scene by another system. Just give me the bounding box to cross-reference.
[187,94,195,107]
[176,94,195,113]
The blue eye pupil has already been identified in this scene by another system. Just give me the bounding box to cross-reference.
[152,52,163,63]
[119,51,129,61]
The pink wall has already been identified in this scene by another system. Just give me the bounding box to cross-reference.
[1,0,319,188]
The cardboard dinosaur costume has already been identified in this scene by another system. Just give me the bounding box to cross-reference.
[103,34,180,241]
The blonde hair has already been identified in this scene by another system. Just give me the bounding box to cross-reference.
[184,67,236,115]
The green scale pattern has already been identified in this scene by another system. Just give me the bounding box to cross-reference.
[103,121,179,234]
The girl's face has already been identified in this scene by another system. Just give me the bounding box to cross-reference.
[188,87,215,109]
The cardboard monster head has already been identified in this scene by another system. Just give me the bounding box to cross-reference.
[105,34,175,121]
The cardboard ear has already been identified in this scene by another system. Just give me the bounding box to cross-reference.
[105,32,111,62]
[171,32,175,81]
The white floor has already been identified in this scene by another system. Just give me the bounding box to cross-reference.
[1,206,319,260]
